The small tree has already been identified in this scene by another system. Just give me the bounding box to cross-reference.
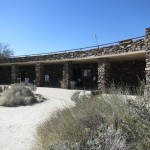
[0,42,14,58]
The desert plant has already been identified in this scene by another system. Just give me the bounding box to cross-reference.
[71,91,91,103]
[71,91,80,102]
[0,85,9,93]
[47,125,127,150]
[48,140,80,150]
[33,93,126,149]
[0,86,3,93]
[11,83,37,91]
[0,85,36,107]
[32,88,150,150]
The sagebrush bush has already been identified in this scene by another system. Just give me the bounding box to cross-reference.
[0,85,36,107]
[0,85,9,93]
[11,83,37,91]
[47,125,127,150]
[32,88,150,150]
[71,91,91,103]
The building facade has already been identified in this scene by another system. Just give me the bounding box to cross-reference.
[0,27,150,94]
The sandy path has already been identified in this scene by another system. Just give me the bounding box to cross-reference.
[0,88,76,150]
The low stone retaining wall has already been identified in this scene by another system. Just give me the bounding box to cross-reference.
[0,39,145,64]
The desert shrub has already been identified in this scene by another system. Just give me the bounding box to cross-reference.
[11,83,37,91]
[71,91,80,102]
[33,88,150,150]
[85,125,127,150]
[47,125,127,150]
[0,85,9,93]
[48,140,83,150]
[35,94,47,103]
[33,93,127,149]
[0,86,3,93]
[0,85,36,107]
[71,91,91,103]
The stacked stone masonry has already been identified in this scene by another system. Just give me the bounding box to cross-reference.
[11,65,19,84]
[98,59,110,92]
[144,28,150,95]
[0,39,145,64]
[62,61,72,89]
[35,63,44,86]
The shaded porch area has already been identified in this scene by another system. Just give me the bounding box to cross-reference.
[0,54,145,95]
[18,65,36,83]
[72,63,98,90]
[0,66,11,84]
[109,60,146,93]
[44,64,63,87]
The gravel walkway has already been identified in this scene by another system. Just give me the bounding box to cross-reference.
[0,87,76,150]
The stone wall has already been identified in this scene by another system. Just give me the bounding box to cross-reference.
[98,59,110,92]
[35,63,44,86]
[110,60,146,88]
[144,28,150,95]
[0,38,145,64]
[62,61,72,89]
[11,65,19,83]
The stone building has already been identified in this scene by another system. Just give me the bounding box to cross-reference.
[0,27,150,95]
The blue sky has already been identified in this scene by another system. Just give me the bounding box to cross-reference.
[0,0,150,56]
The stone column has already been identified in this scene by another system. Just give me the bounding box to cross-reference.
[35,63,44,87]
[144,28,150,96]
[62,61,72,89]
[98,58,110,93]
[11,65,19,84]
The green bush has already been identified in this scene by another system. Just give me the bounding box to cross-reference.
[33,88,150,150]
[0,85,36,107]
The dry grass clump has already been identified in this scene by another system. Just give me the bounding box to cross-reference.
[32,88,150,150]
[0,85,36,107]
